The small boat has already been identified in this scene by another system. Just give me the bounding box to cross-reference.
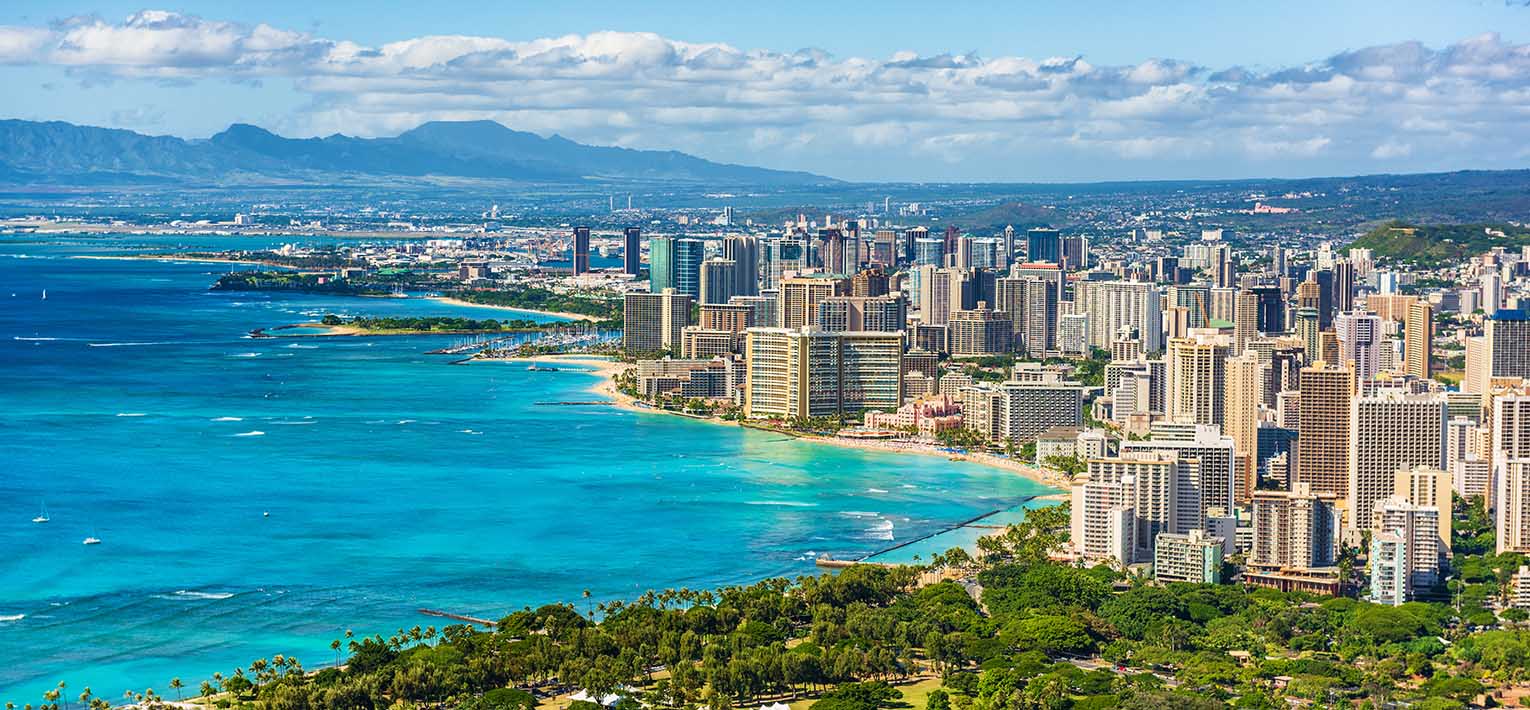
[41,289,47,300]
[32,502,49,524]
[82,536,101,546]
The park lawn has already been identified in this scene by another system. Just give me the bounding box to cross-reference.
[787,676,943,710]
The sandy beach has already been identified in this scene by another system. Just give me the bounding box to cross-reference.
[426,296,601,322]
[497,354,1066,492]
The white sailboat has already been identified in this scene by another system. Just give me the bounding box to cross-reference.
[32,501,49,524]
[83,523,101,545]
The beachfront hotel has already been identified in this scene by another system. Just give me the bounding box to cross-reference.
[742,327,903,420]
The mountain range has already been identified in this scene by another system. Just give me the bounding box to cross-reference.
[0,119,831,186]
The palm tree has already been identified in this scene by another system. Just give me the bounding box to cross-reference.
[198,681,213,700]
[331,638,343,665]
[169,678,183,701]
[583,588,593,619]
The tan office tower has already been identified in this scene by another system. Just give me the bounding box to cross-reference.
[1296,362,1355,499]
[1347,391,1447,532]
[1166,330,1229,427]
[949,303,1013,356]
[778,274,848,330]
[699,258,739,305]
[1224,352,1265,494]
[1405,301,1434,380]
[1395,465,1453,556]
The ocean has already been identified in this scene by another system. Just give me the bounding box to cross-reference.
[0,234,1054,704]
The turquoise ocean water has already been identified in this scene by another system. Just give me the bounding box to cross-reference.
[0,235,1053,704]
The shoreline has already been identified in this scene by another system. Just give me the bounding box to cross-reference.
[427,296,601,322]
[72,254,296,269]
[488,353,1067,492]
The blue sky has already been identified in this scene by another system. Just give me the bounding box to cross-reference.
[1,1,1528,181]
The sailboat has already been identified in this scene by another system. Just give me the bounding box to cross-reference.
[83,522,101,545]
[32,501,49,524]
[41,289,46,300]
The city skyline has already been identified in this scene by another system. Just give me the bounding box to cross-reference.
[1,2,1529,181]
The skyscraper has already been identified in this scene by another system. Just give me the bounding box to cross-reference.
[1026,227,1061,264]
[623,227,642,276]
[743,328,903,419]
[699,258,739,305]
[571,226,591,276]
[1296,361,1355,498]
[1336,310,1384,381]
[1075,280,1164,353]
[1166,330,1229,427]
[723,235,761,297]
[623,289,692,354]
[779,274,850,330]
[1405,301,1434,380]
[1347,391,1447,532]
[1224,352,1265,487]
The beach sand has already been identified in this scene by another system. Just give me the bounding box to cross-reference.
[500,354,1067,491]
[426,296,601,322]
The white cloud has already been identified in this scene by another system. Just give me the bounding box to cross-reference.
[2,11,1529,178]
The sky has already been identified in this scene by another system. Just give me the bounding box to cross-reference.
[1,0,1528,182]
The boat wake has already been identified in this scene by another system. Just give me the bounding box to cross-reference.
[0,614,24,623]
[115,412,147,417]
[210,416,243,422]
[233,431,265,437]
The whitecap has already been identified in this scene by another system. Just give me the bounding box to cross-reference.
[840,511,879,518]
[272,421,316,426]
[230,352,262,358]
[13,336,61,341]
[866,488,889,494]
[284,344,318,349]
[900,484,917,489]
[459,429,482,435]
[233,431,265,437]
[156,590,234,601]
[0,614,24,623]
[865,519,895,541]
[89,341,172,347]
[210,416,243,422]
[396,419,415,424]
[116,412,147,417]
[746,501,818,508]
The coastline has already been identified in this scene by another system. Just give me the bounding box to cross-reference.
[426,296,601,322]
[71,254,297,269]
[496,353,1068,492]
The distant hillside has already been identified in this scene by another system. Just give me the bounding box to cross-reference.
[0,119,833,187]
[1349,221,1530,265]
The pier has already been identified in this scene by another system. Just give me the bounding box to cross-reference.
[814,498,1035,569]
[418,608,498,627]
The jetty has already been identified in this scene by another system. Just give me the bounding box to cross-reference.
[418,608,498,627]
[814,500,1034,569]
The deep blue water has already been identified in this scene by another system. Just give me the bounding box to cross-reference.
[0,235,1052,704]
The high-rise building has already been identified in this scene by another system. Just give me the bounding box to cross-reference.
[762,238,806,290]
[851,268,891,298]
[816,295,907,333]
[1496,391,1530,554]
[623,227,642,276]
[699,303,754,341]
[1396,465,1454,558]
[649,236,706,298]
[1060,235,1090,271]
[1484,309,1530,383]
[1250,483,1342,572]
[743,327,903,419]
[1233,289,1260,354]
[1336,310,1384,381]
[730,294,779,330]
[1333,259,1357,314]
[1076,280,1164,353]
[1224,352,1265,480]
[1026,227,1061,264]
[1077,451,1184,563]
[949,303,1013,356]
[1370,496,1442,604]
[1347,391,1447,531]
[1122,424,1241,522]
[723,235,761,297]
[623,289,692,354]
[1166,330,1230,427]
[699,258,739,305]
[1294,307,1321,362]
[779,274,850,330]
[571,226,591,275]
[1296,362,1355,498]
[960,379,1085,446]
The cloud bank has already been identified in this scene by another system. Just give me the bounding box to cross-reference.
[3,11,1529,180]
